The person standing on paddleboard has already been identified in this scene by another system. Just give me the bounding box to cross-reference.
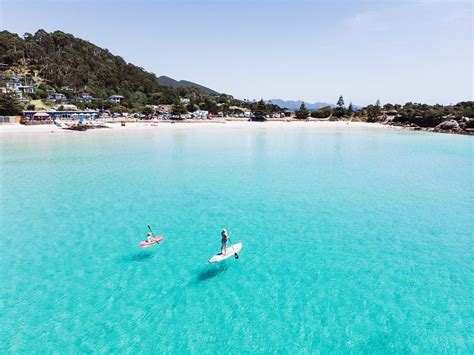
[221,229,229,255]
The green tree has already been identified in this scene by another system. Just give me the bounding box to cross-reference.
[130,91,147,108]
[295,102,310,119]
[186,102,197,112]
[348,102,353,114]
[34,87,48,99]
[462,106,474,118]
[333,95,347,117]
[199,97,219,114]
[337,95,345,108]
[253,99,267,119]
[368,99,382,122]
[366,105,382,122]
[110,105,128,114]
[171,100,187,116]
[0,93,22,115]
[141,106,154,115]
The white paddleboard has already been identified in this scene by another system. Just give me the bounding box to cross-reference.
[208,243,242,263]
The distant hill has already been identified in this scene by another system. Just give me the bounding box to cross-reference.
[158,76,219,95]
[0,29,217,101]
[267,99,334,111]
[268,99,362,111]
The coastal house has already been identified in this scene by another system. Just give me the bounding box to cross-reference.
[12,90,23,99]
[48,93,66,101]
[0,63,8,71]
[6,77,21,92]
[5,83,19,94]
[180,98,190,104]
[8,76,21,88]
[61,86,75,92]
[1,81,23,98]
[18,85,34,94]
[109,95,124,103]
[75,92,94,103]
[283,109,293,117]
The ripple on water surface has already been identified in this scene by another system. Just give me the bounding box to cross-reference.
[0,127,472,352]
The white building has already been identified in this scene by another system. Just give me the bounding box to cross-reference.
[75,92,93,103]
[109,95,124,103]
[48,93,66,101]
[18,85,34,94]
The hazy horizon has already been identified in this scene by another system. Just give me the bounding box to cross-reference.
[1,0,472,106]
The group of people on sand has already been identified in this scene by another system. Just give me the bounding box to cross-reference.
[146,228,231,254]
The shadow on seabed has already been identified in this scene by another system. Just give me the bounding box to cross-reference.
[126,251,156,262]
[196,263,229,282]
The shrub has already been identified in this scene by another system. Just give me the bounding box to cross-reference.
[311,106,332,118]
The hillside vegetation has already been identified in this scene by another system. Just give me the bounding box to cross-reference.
[0,30,167,99]
[158,76,219,95]
[0,30,472,133]
[0,30,283,116]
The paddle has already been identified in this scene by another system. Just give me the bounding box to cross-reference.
[228,238,239,259]
[147,225,155,237]
[148,225,159,242]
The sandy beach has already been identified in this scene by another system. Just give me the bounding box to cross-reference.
[0,120,401,134]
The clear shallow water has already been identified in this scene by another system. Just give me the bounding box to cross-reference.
[0,124,472,352]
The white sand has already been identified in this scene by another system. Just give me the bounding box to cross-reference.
[0,120,400,135]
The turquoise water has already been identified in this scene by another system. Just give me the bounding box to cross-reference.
[0,124,472,352]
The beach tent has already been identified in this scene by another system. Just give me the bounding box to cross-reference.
[33,112,51,120]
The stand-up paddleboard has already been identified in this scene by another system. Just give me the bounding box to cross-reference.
[208,243,242,263]
[139,235,163,247]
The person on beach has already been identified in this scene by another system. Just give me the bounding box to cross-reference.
[221,229,229,254]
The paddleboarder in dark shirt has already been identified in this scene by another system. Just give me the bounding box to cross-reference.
[220,229,229,255]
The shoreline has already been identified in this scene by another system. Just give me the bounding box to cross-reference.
[0,120,403,134]
[0,120,471,136]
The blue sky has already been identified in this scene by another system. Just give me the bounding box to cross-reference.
[1,0,472,105]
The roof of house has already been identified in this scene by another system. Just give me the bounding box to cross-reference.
[33,112,51,117]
